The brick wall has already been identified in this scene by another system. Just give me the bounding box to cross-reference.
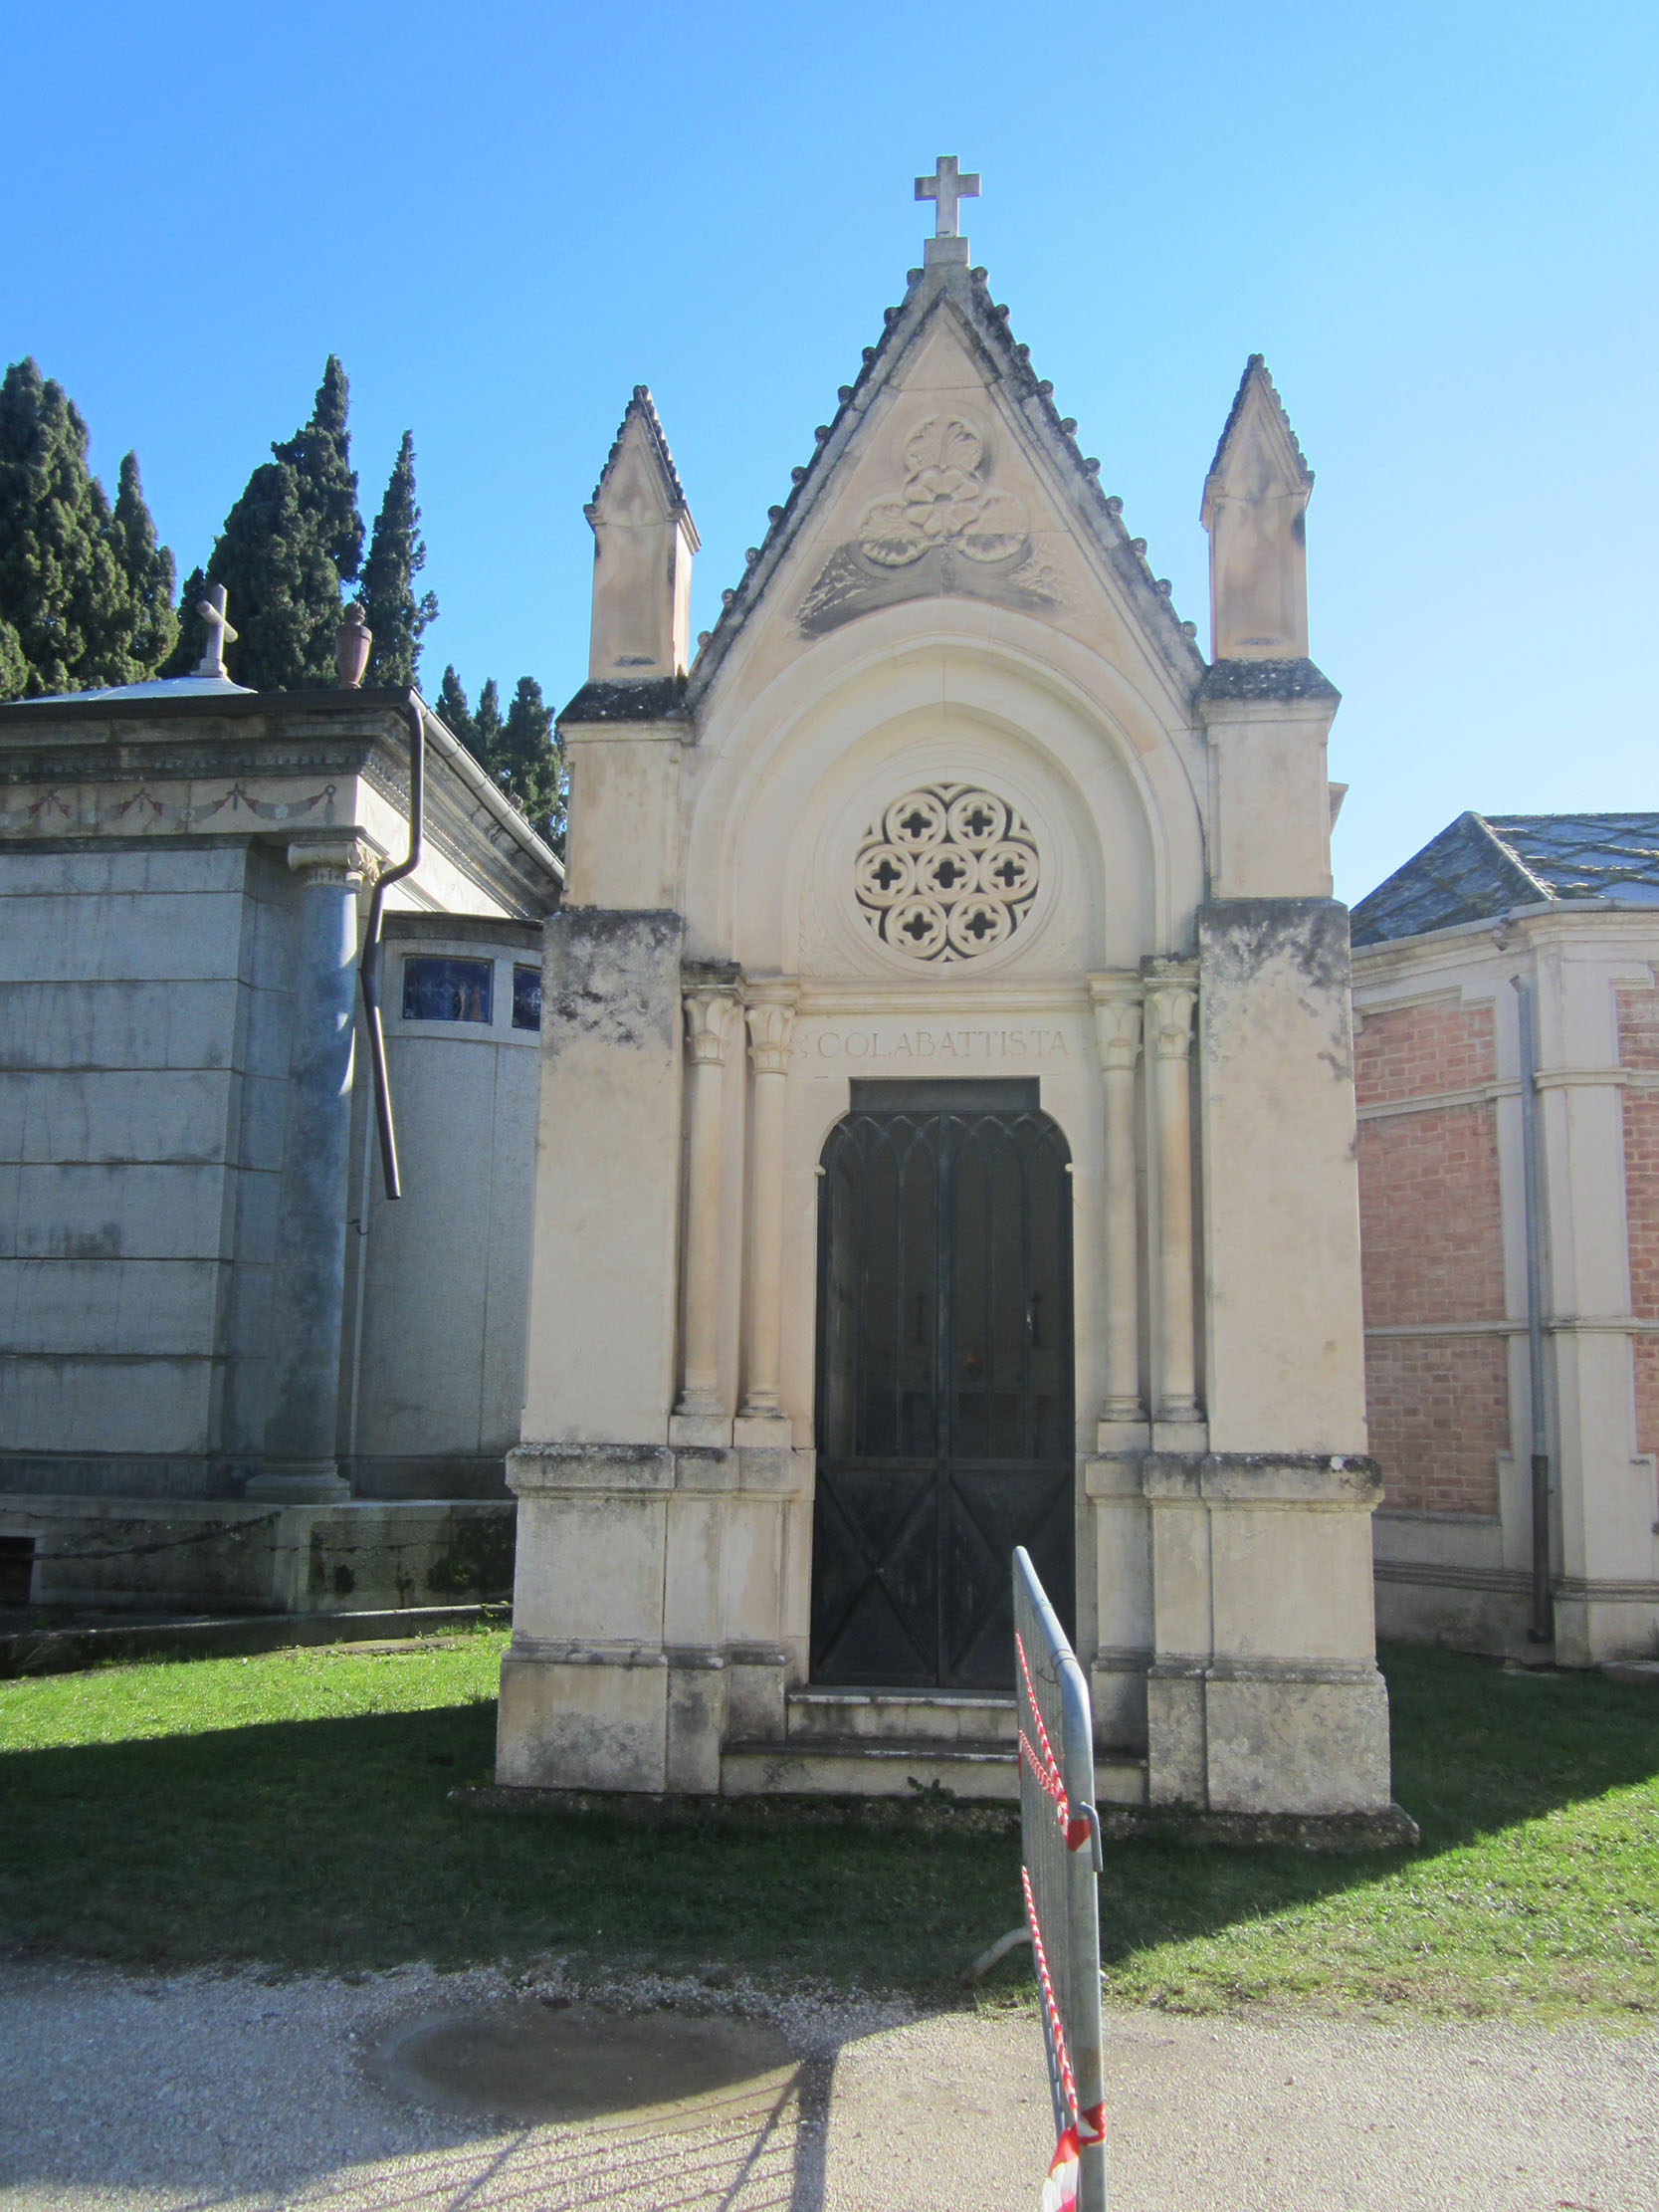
[1363,1335,1510,1515]
[1355,999,1508,1513]
[1353,997,1497,1107]
[1618,990,1659,1466]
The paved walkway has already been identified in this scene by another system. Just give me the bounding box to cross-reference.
[1,1961,1655,2210]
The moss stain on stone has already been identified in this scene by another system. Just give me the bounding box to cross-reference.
[426,1516,516,1601]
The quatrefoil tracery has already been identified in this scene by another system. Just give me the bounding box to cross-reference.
[854,782,1040,964]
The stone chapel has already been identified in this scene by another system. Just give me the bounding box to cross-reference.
[498,168,1395,1822]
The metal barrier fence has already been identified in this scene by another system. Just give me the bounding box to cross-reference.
[1013,1543,1108,2212]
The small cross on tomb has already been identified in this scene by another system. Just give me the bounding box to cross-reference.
[915,156,979,239]
[192,583,239,680]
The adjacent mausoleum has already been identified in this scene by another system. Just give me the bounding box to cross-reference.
[0,634,561,1619]
[1351,811,1659,1664]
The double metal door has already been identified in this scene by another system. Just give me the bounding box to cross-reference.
[810,1087,1075,1689]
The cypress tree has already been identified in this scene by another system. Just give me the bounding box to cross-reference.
[0,357,176,698]
[434,664,485,765]
[272,354,362,586]
[168,564,208,674]
[497,677,568,851]
[0,618,25,701]
[165,357,363,689]
[110,453,178,676]
[475,677,503,765]
[360,431,437,689]
[430,668,565,856]
[166,458,317,687]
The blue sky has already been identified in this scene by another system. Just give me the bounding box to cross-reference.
[3,0,1654,904]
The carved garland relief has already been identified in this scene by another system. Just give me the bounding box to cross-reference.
[855,783,1040,963]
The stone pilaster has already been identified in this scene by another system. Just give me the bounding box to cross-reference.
[1144,967,1199,1433]
[1091,977,1144,1431]
[675,985,741,1431]
[247,838,369,1502]
[739,994,797,1425]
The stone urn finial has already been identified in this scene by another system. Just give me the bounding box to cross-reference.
[334,603,372,689]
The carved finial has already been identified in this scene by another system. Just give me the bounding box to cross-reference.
[334,601,372,689]
[192,583,238,680]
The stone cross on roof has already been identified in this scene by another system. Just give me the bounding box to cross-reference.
[916,155,979,239]
[192,583,239,681]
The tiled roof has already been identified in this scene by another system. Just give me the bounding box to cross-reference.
[1351,812,1659,947]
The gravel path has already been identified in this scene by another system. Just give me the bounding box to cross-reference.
[1,1960,1655,2211]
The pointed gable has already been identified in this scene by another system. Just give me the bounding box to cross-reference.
[1201,355,1312,516]
[587,385,695,534]
[687,254,1203,705]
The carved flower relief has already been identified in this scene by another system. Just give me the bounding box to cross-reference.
[855,784,1040,963]
[857,416,1029,569]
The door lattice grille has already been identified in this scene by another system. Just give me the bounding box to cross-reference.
[811,1101,1075,1689]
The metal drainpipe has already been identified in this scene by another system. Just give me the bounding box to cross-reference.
[344,1053,377,1473]
[1512,972,1554,1645]
[357,692,426,1200]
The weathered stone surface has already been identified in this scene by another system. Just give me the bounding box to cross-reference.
[1205,1672,1392,1816]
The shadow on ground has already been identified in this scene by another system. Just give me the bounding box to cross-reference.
[0,1645,1654,2000]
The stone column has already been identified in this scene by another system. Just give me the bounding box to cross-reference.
[741,998,796,1417]
[677,989,739,1417]
[1145,972,1199,1427]
[1091,979,1144,1425]
[247,839,368,1502]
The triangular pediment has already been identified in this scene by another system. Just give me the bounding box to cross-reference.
[687,259,1202,705]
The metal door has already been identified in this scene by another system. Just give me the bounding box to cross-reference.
[810,1081,1075,1688]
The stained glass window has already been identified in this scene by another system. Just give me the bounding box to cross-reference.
[401,957,493,1024]
[513,966,541,1032]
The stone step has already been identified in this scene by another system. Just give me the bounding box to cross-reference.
[722,1733,1148,1807]
[785,1686,1018,1745]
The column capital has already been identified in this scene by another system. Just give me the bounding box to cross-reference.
[1143,970,1197,1061]
[1090,975,1143,1071]
[684,992,740,1066]
[746,1000,796,1077]
[286,835,373,888]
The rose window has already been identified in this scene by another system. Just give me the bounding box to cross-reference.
[854,784,1040,963]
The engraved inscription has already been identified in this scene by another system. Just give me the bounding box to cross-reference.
[810,1026,1071,1062]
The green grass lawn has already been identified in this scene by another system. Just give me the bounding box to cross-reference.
[0,1634,1654,2019]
